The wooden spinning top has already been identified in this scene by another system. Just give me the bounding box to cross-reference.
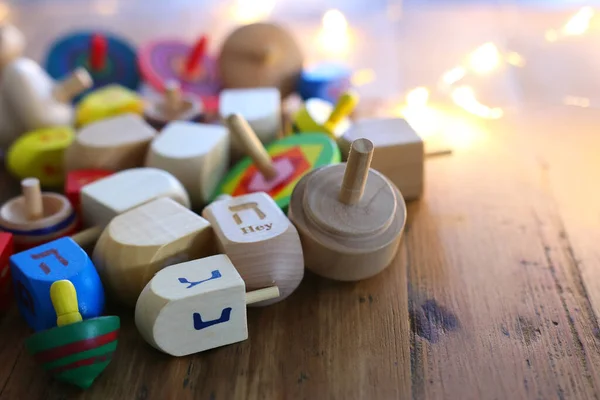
[288,138,406,281]
[144,80,203,129]
[0,178,78,250]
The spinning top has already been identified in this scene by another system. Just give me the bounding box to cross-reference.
[213,114,340,211]
[297,62,352,103]
[144,80,203,130]
[218,23,303,98]
[288,138,407,281]
[138,34,220,113]
[293,90,358,140]
[25,280,119,389]
[6,126,75,187]
[75,84,145,127]
[45,31,140,100]
[0,178,78,251]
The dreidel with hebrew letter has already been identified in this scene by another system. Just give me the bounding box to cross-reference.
[135,255,279,356]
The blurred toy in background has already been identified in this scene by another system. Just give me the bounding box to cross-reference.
[25,280,118,389]
[144,81,204,129]
[293,90,358,140]
[0,233,14,312]
[45,31,140,100]
[64,169,113,212]
[138,34,220,114]
[6,126,75,187]
[218,23,303,99]
[75,84,144,127]
[297,62,352,103]
[0,178,78,251]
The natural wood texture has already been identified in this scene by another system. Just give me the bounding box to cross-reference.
[64,114,157,172]
[21,178,43,221]
[51,67,92,103]
[339,117,425,201]
[92,198,214,307]
[144,81,203,130]
[202,192,304,306]
[338,138,373,205]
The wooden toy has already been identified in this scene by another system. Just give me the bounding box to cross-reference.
[64,113,157,172]
[217,23,303,99]
[45,31,140,100]
[338,118,424,201]
[219,87,281,156]
[65,169,113,212]
[0,94,25,150]
[0,23,25,70]
[0,233,14,311]
[288,138,407,281]
[144,80,204,130]
[93,197,214,307]
[145,121,229,208]
[214,114,340,211]
[6,126,75,187]
[2,58,92,131]
[202,192,303,305]
[0,178,79,251]
[135,255,279,356]
[297,62,352,103]
[75,84,145,127]
[293,91,358,140]
[10,234,105,331]
[25,280,119,389]
[80,167,190,230]
[138,35,220,114]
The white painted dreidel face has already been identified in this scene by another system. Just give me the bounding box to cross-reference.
[145,121,229,208]
[135,255,247,357]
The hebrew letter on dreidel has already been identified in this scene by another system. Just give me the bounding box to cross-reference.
[228,202,266,225]
[178,270,221,289]
[193,307,232,330]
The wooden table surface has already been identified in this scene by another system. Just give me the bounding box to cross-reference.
[2,1,600,399]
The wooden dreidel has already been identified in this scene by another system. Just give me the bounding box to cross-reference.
[10,234,105,331]
[293,90,358,141]
[93,197,214,307]
[144,80,204,130]
[338,118,424,201]
[135,255,280,356]
[65,113,157,172]
[218,23,303,98]
[297,62,352,103]
[75,84,145,127]
[80,167,190,230]
[65,169,113,212]
[145,121,229,208]
[6,126,75,187]
[219,87,281,157]
[0,23,25,70]
[0,233,14,311]
[213,114,340,211]
[2,58,92,131]
[0,178,79,251]
[202,192,303,305]
[288,138,407,281]
[25,280,119,389]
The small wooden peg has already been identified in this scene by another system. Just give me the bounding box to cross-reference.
[50,280,83,327]
[164,80,183,112]
[339,138,374,205]
[53,67,93,103]
[21,178,44,221]
[225,114,277,180]
[89,34,107,72]
[323,90,359,138]
[245,286,280,305]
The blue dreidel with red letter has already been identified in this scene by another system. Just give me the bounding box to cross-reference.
[10,236,104,331]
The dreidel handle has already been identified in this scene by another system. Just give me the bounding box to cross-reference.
[50,280,83,327]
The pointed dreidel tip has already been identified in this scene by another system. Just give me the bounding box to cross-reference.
[50,280,82,327]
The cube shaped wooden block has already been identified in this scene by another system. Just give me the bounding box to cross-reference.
[135,255,247,356]
[145,121,229,208]
[339,118,424,200]
[64,113,157,172]
[80,167,190,228]
[92,198,214,307]
[219,87,281,154]
[0,233,14,311]
[10,237,105,331]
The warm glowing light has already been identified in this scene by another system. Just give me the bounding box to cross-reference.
[317,9,351,57]
[0,3,10,21]
[468,42,501,74]
[351,69,376,87]
[563,95,590,108]
[545,30,559,42]
[442,66,466,85]
[231,0,275,24]
[451,86,503,119]
[562,6,594,36]
[506,52,526,67]
[406,87,430,108]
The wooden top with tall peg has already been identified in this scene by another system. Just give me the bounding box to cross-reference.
[144,80,203,129]
[288,138,407,281]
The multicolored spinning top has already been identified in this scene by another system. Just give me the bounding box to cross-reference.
[45,31,139,100]
[25,280,120,389]
[293,90,359,140]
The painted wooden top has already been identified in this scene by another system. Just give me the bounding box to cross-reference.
[75,85,145,127]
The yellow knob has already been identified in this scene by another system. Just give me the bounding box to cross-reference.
[323,90,359,138]
[50,280,83,327]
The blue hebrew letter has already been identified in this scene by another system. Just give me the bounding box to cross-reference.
[178,270,221,289]
[193,307,232,330]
